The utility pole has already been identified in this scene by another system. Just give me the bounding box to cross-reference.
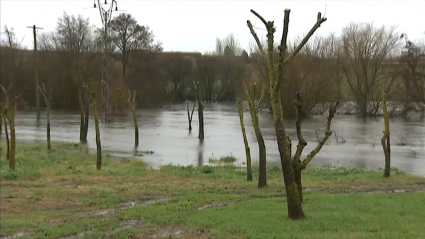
[27,25,43,122]
[95,0,118,122]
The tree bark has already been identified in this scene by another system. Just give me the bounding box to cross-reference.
[271,89,305,219]
[236,97,253,181]
[78,89,87,143]
[381,92,391,177]
[244,84,267,188]
[93,94,102,170]
[294,167,303,203]
[196,83,204,140]
[9,115,16,171]
[248,8,326,220]
[4,117,10,160]
[131,106,139,147]
[118,89,139,147]
[39,84,51,151]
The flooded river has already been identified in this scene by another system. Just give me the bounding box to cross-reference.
[3,103,425,176]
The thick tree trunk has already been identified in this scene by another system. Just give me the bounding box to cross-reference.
[257,134,267,187]
[78,89,87,143]
[93,97,102,170]
[271,90,305,219]
[236,97,253,181]
[197,84,204,140]
[294,167,303,203]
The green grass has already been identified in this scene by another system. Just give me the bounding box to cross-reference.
[1,142,425,238]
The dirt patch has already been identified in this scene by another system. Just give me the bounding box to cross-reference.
[0,232,34,239]
[197,189,425,211]
[366,189,425,194]
[76,196,170,220]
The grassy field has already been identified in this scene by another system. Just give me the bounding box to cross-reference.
[1,142,425,239]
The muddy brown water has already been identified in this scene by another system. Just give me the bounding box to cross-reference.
[2,103,425,176]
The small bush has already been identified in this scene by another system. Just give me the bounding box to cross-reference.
[200,166,214,174]
[3,171,19,180]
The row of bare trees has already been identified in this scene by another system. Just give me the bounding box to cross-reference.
[249,23,425,118]
[1,15,424,119]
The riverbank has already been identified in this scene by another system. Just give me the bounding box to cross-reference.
[1,143,425,238]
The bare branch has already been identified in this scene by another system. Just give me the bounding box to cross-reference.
[292,92,307,162]
[250,9,268,27]
[256,83,266,111]
[276,9,291,91]
[247,20,268,64]
[284,13,327,66]
[301,98,339,169]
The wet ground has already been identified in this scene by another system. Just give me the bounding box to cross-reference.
[3,103,425,176]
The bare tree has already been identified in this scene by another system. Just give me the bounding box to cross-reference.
[160,54,194,101]
[247,8,331,220]
[118,88,139,147]
[236,96,252,181]
[38,83,53,151]
[110,13,163,78]
[197,54,219,102]
[399,34,425,109]
[40,12,95,141]
[243,83,267,187]
[85,80,102,170]
[187,100,196,132]
[282,34,342,116]
[1,85,26,171]
[195,82,204,140]
[215,34,246,101]
[381,92,391,177]
[341,22,400,118]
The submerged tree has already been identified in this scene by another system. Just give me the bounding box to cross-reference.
[243,83,267,187]
[118,88,139,147]
[38,83,53,151]
[78,87,90,143]
[1,85,26,171]
[381,92,391,177]
[86,80,102,170]
[195,82,204,141]
[247,8,330,219]
[187,100,196,132]
[236,96,253,181]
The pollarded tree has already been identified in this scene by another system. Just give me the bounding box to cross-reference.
[38,83,53,151]
[243,83,267,187]
[1,85,26,171]
[85,79,102,170]
[247,8,337,220]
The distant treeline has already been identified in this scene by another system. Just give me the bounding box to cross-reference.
[1,11,424,118]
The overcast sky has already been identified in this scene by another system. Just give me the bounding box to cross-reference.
[1,0,424,53]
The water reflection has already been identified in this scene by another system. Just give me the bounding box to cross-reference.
[197,140,204,167]
[4,103,425,176]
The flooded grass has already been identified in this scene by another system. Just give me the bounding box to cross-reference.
[1,142,425,238]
